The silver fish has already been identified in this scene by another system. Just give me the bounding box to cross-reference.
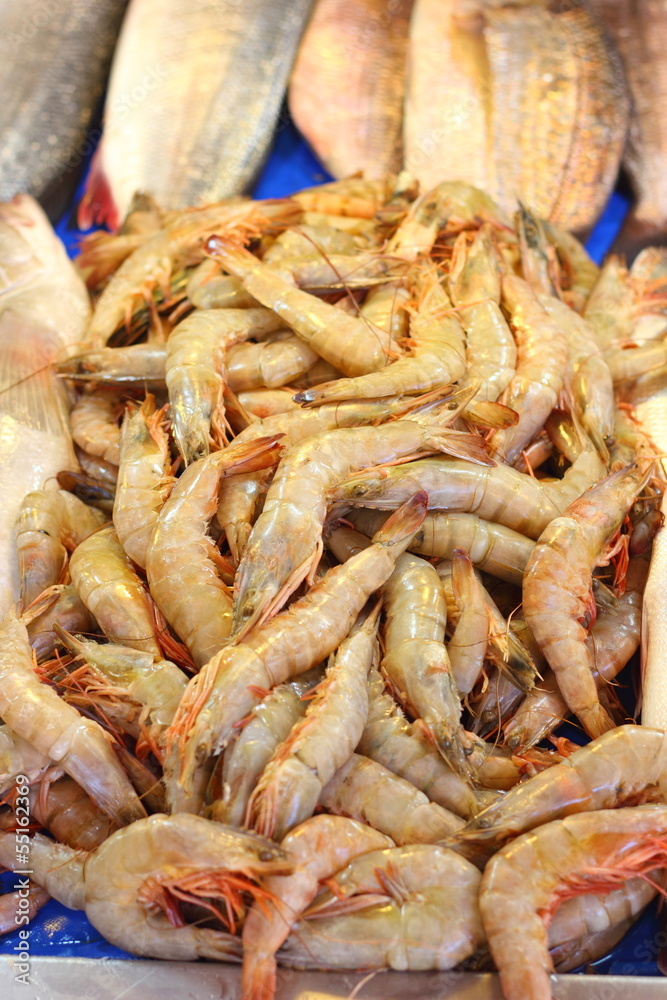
[79,0,314,230]
[0,0,128,213]
[0,196,91,616]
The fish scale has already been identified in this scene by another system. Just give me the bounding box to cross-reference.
[0,0,128,209]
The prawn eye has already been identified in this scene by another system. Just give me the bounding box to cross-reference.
[258,849,274,862]
[352,483,368,497]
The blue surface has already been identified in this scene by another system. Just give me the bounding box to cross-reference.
[7,116,657,974]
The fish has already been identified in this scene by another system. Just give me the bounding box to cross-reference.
[0,0,128,216]
[404,0,629,232]
[403,0,489,193]
[631,372,667,730]
[289,0,413,180]
[79,0,315,231]
[0,195,91,616]
[590,0,667,254]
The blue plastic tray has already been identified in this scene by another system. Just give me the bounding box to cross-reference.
[3,119,658,978]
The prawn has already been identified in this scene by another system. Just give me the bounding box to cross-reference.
[206,236,394,377]
[523,464,650,738]
[387,181,511,261]
[292,177,391,219]
[278,843,483,971]
[0,829,85,910]
[247,607,379,841]
[24,584,97,662]
[15,489,105,607]
[437,559,538,693]
[320,753,464,845]
[541,219,599,313]
[237,389,301,419]
[0,884,49,935]
[28,775,118,852]
[505,556,647,749]
[145,435,283,668]
[69,525,162,657]
[0,612,145,826]
[331,448,606,540]
[226,335,319,392]
[232,388,489,637]
[294,260,467,405]
[211,669,322,828]
[449,725,667,865]
[447,548,490,695]
[217,395,423,563]
[164,493,428,811]
[381,553,471,776]
[186,259,259,310]
[113,396,173,569]
[55,628,188,750]
[8,815,292,962]
[449,225,516,402]
[480,807,667,1000]
[242,815,392,1000]
[487,275,570,465]
[358,667,482,819]
[56,343,167,388]
[350,507,535,587]
[538,294,615,458]
[69,389,125,466]
[166,307,283,462]
[0,724,60,795]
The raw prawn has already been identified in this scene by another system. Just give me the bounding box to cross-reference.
[145,435,283,667]
[523,465,649,737]
[247,606,379,840]
[113,396,173,569]
[0,612,145,826]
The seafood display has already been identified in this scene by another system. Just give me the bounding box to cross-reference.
[2,173,667,1000]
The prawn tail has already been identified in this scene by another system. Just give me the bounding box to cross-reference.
[423,427,494,466]
[219,434,285,476]
[241,953,277,1000]
[371,491,428,548]
[488,630,539,695]
[206,235,258,278]
[464,399,519,430]
[578,700,617,740]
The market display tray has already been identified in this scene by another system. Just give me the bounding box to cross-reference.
[0,117,657,996]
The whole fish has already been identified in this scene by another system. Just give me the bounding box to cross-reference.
[0,196,91,616]
[79,0,314,230]
[289,0,413,179]
[0,0,128,213]
[482,0,629,231]
[404,0,629,231]
[404,0,489,193]
[590,0,667,249]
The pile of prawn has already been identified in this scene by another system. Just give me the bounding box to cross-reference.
[4,177,667,1000]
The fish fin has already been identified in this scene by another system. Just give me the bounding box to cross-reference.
[78,149,120,232]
